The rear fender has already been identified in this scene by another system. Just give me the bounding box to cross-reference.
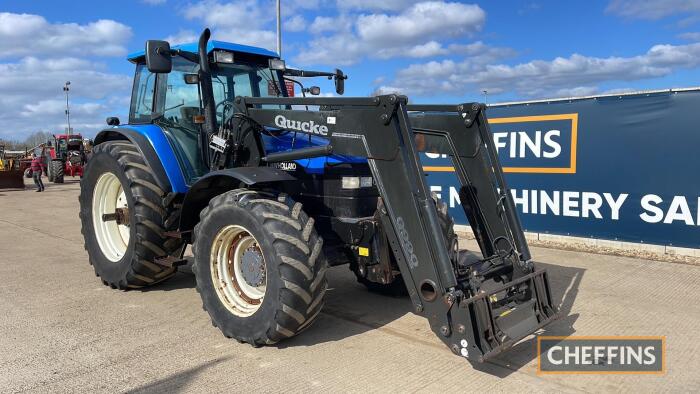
[94,126,186,193]
[179,167,296,234]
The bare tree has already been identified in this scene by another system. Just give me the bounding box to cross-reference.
[23,131,53,149]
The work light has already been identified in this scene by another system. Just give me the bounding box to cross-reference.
[269,58,286,71]
[213,50,234,64]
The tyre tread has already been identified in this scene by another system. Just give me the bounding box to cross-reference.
[193,189,327,345]
[79,141,183,289]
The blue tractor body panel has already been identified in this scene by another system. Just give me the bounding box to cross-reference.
[127,40,278,62]
[112,123,367,194]
[262,133,367,174]
[117,124,189,193]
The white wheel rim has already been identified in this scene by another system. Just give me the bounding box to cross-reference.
[92,172,130,262]
[210,225,267,317]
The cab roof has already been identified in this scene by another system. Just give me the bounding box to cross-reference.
[127,40,278,63]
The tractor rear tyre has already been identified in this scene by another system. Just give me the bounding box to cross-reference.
[192,189,327,345]
[79,141,183,289]
[51,160,64,183]
[355,193,458,295]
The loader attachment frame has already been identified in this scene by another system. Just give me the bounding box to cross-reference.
[231,94,558,361]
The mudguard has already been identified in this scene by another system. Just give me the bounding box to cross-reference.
[94,125,187,193]
[179,167,296,233]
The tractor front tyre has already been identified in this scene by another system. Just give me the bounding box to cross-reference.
[192,190,327,346]
[79,141,183,289]
[51,160,64,183]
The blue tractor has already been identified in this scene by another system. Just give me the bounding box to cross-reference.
[80,29,557,361]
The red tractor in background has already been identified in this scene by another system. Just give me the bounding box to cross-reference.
[44,134,86,183]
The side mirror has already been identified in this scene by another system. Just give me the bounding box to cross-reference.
[334,69,346,95]
[308,86,321,95]
[106,117,120,126]
[145,40,172,73]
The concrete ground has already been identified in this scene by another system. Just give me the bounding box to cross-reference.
[1,180,699,393]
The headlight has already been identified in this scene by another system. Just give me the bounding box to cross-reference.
[342,176,374,189]
[341,176,360,189]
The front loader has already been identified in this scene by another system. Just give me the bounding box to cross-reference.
[79,28,557,362]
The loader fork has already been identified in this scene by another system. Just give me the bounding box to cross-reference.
[233,94,558,361]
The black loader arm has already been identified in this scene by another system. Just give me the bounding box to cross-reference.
[230,95,558,362]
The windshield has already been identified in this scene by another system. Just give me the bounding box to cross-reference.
[212,63,286,122]
[153,55,285,183]
[158,57,284,127]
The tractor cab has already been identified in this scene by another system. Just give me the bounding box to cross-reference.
[127,41,288,125]
[126,41,291,182]
[124,35,347,185]
[53,134,84,160]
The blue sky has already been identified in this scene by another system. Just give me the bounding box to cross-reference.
[2,0,700,140]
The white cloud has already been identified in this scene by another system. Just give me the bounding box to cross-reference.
[182,0,277,49]
[372,85,403,96]
[379,42,700,98]
[606,0,700,20]
[21,100,107,118]
[142,0,167,5]
[284,15,307,32]
[398,40,516,60]
[337,0,423,11]
[405,41,446,57]
[217,30,277,50]
[309,15,352,34]
[184,0,272,28]
[0,13,132,58]
[356,2,484,45]
[164,30,199,44]
[679,31,700,40]
[601,87,637,95]
[0,57,131,139]
[551,86,599,97]
[0,13,134,140]
[0,57,131,140]
[294,2,486,65]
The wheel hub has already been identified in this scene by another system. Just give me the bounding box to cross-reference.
[240,246,265,287]
[101,207,130,226]
[92,172,130,262]
[210,225,267,317]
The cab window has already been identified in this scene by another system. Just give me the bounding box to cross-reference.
[129,64,157,123]
[162,58,201,130]
[155,57,206,181]
[211,64,285,118]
